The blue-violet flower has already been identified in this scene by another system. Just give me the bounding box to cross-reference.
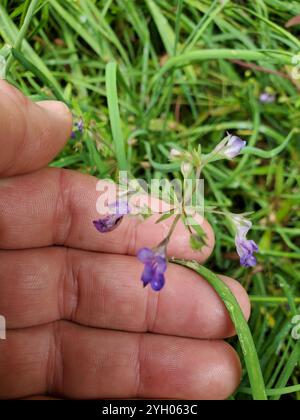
[71,118,84,138]
[232,214,259,268]
[137,247,167,291]
[214,133,246,159]
[259,92,275,104]
[93,201,130,233]
[76,118,84,133]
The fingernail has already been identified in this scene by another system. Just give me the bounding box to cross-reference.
[37,100,71,118]
[37,100,73,134]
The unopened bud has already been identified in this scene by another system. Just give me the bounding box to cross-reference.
[170,148,182,158]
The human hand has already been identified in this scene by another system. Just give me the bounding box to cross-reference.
[0,81,250,400]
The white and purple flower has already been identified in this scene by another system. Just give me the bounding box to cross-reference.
[213,133,246,160]
[93,200,130,233]
[259,92,276,104]
[236,236,258,267]
[231,214,259,268]
[137,247,167,291]
[76,118,84,132]
[71,118,84,138]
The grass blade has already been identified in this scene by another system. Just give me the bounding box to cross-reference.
[105,62,128,172]
[174,260,268,401]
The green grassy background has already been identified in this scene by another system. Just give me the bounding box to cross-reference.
[0,0,299,400]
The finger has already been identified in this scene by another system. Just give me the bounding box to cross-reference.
[0,322,242,400]
[0,81,72,176]
[0,168,215,262]
[0,248,250,339]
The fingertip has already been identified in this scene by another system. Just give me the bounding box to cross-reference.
[143,337,242,400]
[37,100,73,138]
[192,341,242,400]
[0,82,73,176]
[212,341,242,400]
[0,80,24,100]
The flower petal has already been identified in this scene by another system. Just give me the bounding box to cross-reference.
[151,272,165,291]
[249,240,259,252]
[231,214,252,236]
[109,200,130,216]
[137,248,154,264]
[141,264,155,287]
[155,255,167,274]
[93,215,122,233]
[225,135,246,158]
[240,254,257,268]
[259,93,275,104]
[235,235,259,268]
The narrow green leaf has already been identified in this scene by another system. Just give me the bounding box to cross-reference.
[173,261,267,401]
[11,48,66,102]
[105,62,128,171]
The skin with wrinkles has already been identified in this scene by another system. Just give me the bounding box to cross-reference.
[0,81,250,400]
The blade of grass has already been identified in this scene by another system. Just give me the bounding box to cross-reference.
[240,384,300,397]
[271,343,300,400]
[0,4,63,96]
[5,0,39,73]
[11,48,65,102]
[50,0,103,56]
[105,62,128,172]
[173,260,267,401]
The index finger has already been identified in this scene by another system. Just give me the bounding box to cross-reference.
[0,167,215,262]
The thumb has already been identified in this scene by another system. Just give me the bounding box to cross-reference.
[0,81,72,177]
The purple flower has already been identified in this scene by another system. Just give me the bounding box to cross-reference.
[71,118,84,138]
[93,201,130,233]
[231,214,259,268]
[76,118,84,132]
[214,133,246,159]
[137,247,167,291]
[235,236,259,267]
[259,93,275,104]
[223,135,246,158]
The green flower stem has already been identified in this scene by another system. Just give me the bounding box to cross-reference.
[164,214,181,244]
[242,129,296,158]
[173,260,267,401]
[144,129,295,173]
